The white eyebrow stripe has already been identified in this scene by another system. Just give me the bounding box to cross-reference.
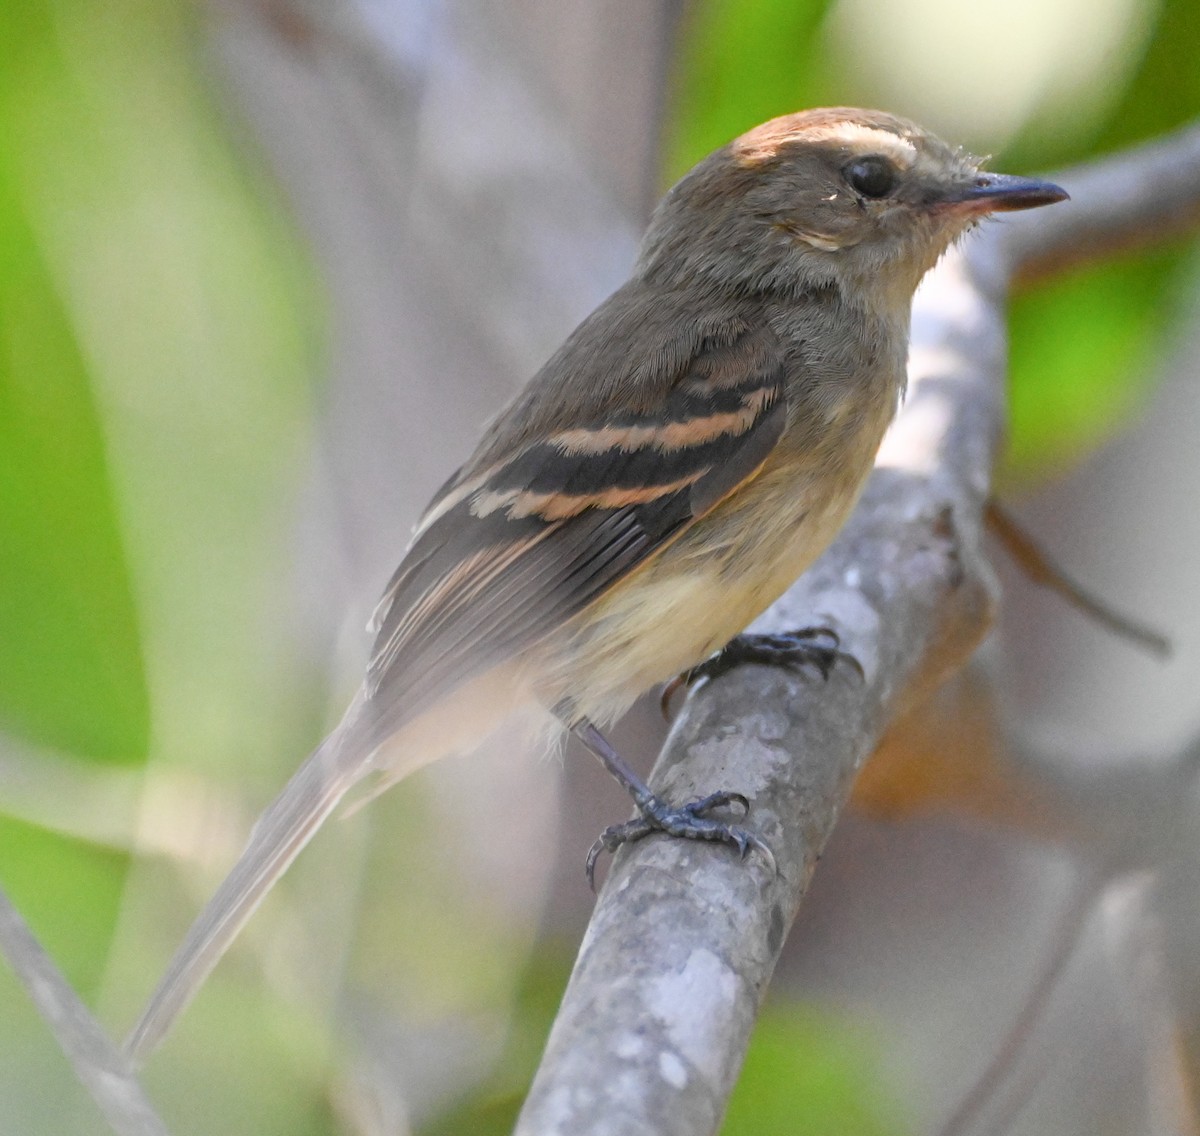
[734,122,920,168]
[808,124,918,165]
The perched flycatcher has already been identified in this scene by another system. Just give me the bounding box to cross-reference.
[127,107,1067,1058]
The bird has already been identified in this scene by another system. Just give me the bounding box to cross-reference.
[125,107,1067,1060]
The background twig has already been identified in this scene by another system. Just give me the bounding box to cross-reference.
[0,886,171,1136]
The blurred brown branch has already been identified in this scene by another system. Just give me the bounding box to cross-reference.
[515,120,1200,1136]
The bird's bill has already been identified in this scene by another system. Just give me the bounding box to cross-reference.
[936,172,1069,215]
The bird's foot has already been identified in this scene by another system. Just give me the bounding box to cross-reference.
[661,626,860,718]
[585,789,775,889]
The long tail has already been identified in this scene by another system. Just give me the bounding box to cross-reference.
[124,700,374,1064]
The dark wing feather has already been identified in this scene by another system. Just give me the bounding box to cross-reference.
[124,318,790,1064]
[363,323,787,739]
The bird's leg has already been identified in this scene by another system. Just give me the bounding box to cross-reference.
[661,626,861,718]
[565,716,774,888]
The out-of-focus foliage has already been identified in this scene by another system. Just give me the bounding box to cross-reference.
[1006,247,1181,472]
[0,9,149,766]
[664,0,836,183]
[141,981,336,1136]
[0,817,126,996]
[1001,0,1199,478]
[419,949,575,1136]
[668,0,1200,480]
[721,1006,900,1136]
[0,0,322,1132]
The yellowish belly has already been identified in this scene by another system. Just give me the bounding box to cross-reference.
[538,468,865,724]
[535,368,898,724]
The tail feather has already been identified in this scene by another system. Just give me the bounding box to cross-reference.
[124,711,370,1064]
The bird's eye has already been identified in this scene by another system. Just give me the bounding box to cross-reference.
[844,157,896,198]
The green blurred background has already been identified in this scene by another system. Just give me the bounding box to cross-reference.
[0,0,1196,1132]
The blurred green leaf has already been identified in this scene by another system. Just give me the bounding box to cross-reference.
[664,0,837,181]
[0,0,324,780]
[1094,0,1200,150]
[0,816,127,997]
[143,979,336,1136]
[419,945,574,1136]
[0,156,149,763]
[1005,0,1200,171]
[1005,247,1184,478]
[1,1,327,1127]
[13,0,324,792]
[998,0,1200,477]
[722,1005,901,1136]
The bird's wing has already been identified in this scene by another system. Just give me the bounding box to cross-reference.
[362,321,788,739]
[124,321,788,1064]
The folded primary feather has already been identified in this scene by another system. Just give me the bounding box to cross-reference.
[365,313,787,723]
[126,305,791,1061]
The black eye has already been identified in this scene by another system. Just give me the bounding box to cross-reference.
[845,156,896,198]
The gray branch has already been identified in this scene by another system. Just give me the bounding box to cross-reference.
[514,122,1200,1136]
[1008,121,1200,282]
[0,885,172,1136]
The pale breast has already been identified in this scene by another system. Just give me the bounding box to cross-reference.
[538,387,896,725]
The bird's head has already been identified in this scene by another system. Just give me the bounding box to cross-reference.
[638,107,1067,311]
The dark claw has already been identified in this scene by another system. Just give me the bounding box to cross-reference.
[740,833,777,876]
[586,818,653,889]
[586,789,775,889]
[685,789,750,817]
[686,626,863,693]
[661,627,858,720]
